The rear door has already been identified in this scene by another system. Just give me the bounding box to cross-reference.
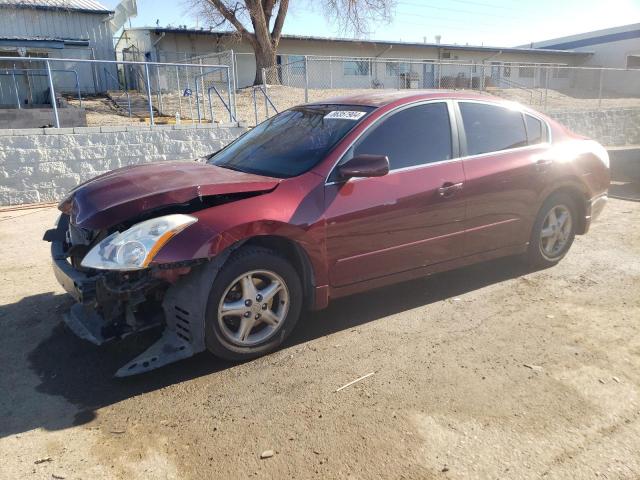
[323,101,466,287]
[456,101,550,255]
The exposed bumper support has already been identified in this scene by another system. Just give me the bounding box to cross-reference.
[47,215,236,377]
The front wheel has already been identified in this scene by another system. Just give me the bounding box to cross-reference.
[527,193,577,268]
[205,247,302,361]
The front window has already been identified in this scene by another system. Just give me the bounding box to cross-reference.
[210,105,374,178]
[386,62,410,76]
[344,59,370,76]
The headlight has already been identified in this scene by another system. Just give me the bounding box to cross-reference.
[81,214,197,271]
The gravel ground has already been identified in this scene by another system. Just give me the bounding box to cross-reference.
[0,193,639,479]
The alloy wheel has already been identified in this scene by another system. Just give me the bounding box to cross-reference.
[217,270,290,347]
[539,204,573,260]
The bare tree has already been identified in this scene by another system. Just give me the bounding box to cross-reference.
[190,0,394,85]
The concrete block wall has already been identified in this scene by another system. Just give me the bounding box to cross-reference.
[549,108,640,147]
[0,124,247,206]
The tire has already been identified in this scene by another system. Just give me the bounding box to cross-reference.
[527,192,578,268]
[204,246,303,361]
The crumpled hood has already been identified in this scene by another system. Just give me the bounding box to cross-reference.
[61,161,281,230]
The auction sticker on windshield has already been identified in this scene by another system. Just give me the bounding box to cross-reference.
[324,111,367,120]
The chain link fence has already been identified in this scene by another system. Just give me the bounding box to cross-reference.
[2,51,639,129]
[258,55,640,123]
[0,56,235,128]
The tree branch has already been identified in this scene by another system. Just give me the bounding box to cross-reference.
[203,0,252,38]
[271,0,288,45]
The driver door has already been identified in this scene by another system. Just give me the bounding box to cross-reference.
[323,101,466,287]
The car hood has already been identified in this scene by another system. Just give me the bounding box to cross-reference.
[61,161,282,230]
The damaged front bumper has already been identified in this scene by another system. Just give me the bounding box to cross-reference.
[45,215,200,376]
[45,215,231,377]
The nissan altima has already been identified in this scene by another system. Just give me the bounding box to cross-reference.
[44,91,609,375]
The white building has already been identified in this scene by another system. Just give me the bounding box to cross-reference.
[530,23,640,95]
[116,28,592,89]
[0,0,116,105]
[530,23,640,69]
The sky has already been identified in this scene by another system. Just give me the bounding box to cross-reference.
[103,0,640,47]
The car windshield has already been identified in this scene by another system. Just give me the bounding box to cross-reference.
[209,104,374,178]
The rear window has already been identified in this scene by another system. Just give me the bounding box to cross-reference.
[459,102,528,155]
[525,114,546,144]
[210,105,373,178]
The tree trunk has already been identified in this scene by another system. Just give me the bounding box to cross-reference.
[253,45,277,85]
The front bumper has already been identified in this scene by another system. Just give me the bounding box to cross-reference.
[45,215,163,345]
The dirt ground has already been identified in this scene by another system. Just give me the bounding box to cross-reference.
[1,191,639,479]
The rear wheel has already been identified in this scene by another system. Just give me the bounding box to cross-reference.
[527,193,577,268]
[205,247,302,361]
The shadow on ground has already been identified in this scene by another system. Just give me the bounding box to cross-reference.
[0,255,534,439]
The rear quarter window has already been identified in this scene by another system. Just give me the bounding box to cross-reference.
[459,102,528,155]
[525,114,546,144]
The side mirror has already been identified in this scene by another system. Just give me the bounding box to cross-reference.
[337,154,389,180]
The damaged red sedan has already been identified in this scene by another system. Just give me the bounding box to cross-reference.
[44,91,609,376]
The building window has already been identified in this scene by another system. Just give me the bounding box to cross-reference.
[386,62,410,76]
[441,52,451,59]
[519,64,535,78]
[503,65,511,77]
[626,56,640,69]
[344,59,370,76]
[552,66,569,78]
[288,55,305,74]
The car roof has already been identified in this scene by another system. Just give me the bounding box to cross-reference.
[308,90,508,108]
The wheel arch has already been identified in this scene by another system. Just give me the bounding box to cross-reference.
[239,235,318,311]
[538,182,589,235]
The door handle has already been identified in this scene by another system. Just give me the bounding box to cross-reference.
[536,159,553,172]
[438,182,464,197]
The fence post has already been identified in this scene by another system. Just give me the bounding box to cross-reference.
[469,64,473,90]
[262,67,268,119]
[143,62,155,126]
[304,55,309,103]
[156,65,164,115]
[227,66,234,122]
[598,69,604,108]
[10,67,21,109]
[176,66,182,119]
[544,67,550,109]
[45,60,60,128]
[252,87,258,126]
[329,57,333,89]
[199,58,205,121]
[437,61,442,89]
[230,50,237,120]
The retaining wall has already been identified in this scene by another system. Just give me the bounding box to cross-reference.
[549,108,640,147]
[0,124,247,205]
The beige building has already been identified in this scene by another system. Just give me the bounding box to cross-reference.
[116,28,592,89]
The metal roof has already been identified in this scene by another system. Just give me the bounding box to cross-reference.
[0,0,113,14]
[127,27,593,57]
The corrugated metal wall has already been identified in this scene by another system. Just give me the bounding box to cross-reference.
[0,7,116,102]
